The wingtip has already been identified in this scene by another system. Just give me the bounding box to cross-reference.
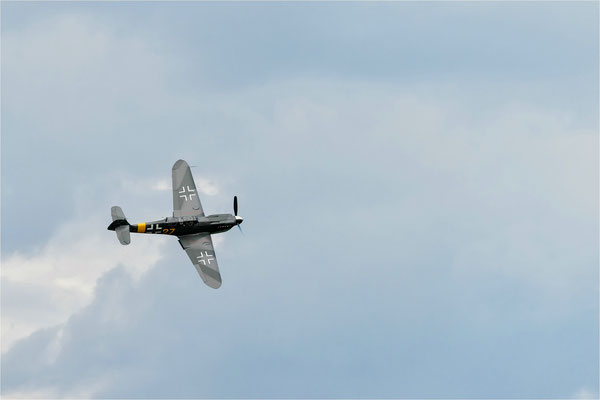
[208,281,222,289]
[194,264,222,289]
[173,159,189,170]
[202,277,222,289]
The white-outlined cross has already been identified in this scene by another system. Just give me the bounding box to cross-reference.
[196,251,214,265]
[179,186,196,201]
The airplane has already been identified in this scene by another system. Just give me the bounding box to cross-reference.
[107,159,243,289]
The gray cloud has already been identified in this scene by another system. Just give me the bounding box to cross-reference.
[1,3,598,398]
[3,87,598,395]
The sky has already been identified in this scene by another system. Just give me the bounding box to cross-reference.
[1,2,598,398]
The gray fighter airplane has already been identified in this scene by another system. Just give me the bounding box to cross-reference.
[107,159,243,288]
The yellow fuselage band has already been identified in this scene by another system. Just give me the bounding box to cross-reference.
[137,223,146,233]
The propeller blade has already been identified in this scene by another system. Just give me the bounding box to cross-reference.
[233,196,238,216]
[237,224,244,235]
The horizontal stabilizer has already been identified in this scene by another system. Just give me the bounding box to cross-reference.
[109,206,131,245]
[116,225,131,245]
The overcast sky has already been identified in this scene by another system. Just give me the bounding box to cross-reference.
[1,2,598,398]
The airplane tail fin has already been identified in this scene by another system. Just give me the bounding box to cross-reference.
[107,206,131,245]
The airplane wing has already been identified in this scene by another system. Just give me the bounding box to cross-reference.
[178,233,222,289]
[172,159,204,217]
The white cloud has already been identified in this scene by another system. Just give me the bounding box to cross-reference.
[572,386,599,399]
[0,388,59,400]
[150,179,170,192]
[2,370,107,400]
[1,160,227,357]
[1,211,166,353]
[1,169,177,355]
[195,177,220,196]
[119,176,172,194]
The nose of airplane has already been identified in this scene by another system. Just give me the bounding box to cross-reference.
[235,216,244,225]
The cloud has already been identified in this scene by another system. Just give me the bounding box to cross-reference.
[2,13,175,134]
[2,82,597,397]
[1,207,166,354]
[150,179,170,192]
[1,4,597,398]
[572,386,599,399]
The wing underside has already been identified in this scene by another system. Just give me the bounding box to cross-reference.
[172,159,204,217]
[179,233,221,289]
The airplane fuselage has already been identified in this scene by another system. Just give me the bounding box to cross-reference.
[108,214,238,237]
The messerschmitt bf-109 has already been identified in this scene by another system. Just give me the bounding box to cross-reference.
[107,159,243,289]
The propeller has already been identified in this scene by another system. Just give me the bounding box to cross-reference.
[234,196,243,234]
